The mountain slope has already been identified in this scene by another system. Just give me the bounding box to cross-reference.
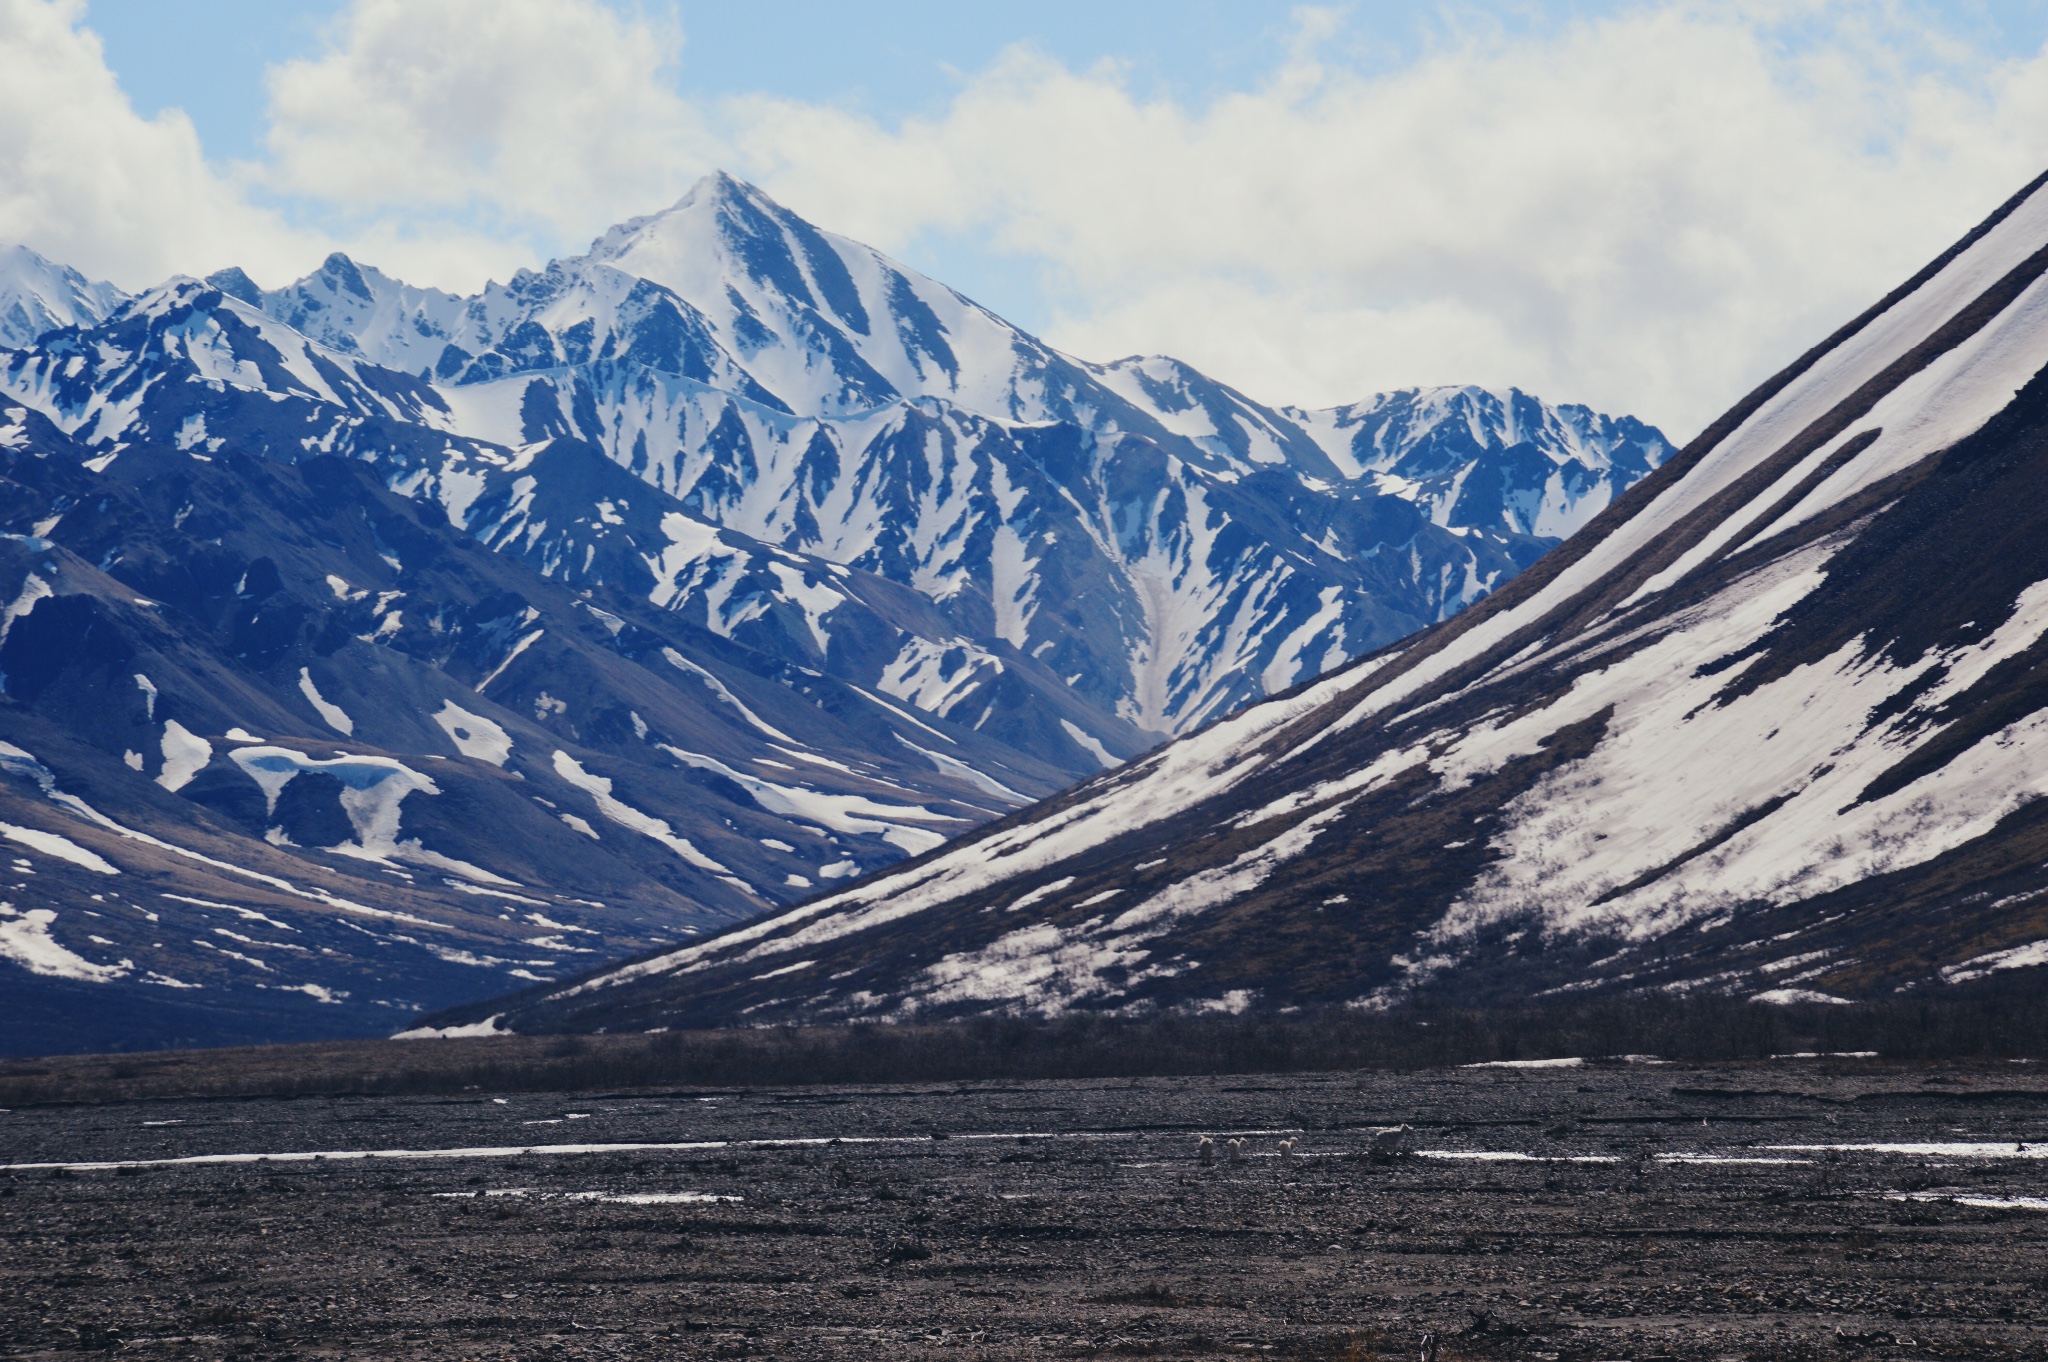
[232,174,1674,737]
[0,245,125,348]
[0,406,1086,1051]
[0,178,1677,1051]
[445,167,2048,1034]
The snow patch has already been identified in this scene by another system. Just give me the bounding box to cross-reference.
[156,721,212,792]
[1059,720,1118,770]
[0,905,129,980]
[297,668,354,735]
[0,823,117,874]
[395,1014,511,1039]
[550,751,739,879]
[433,700,512,766]
[1942,939,2048,983]
[0,573,50,647]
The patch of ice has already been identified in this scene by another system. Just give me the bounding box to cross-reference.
[766,561,843,652]
[0,573,50,647]
[750,959,814,981]
[477,629,543,692]
[878,635,1002,717]
[296,668,354,735]
[432,700,512,766]
[1417,1150,1619,1163]
[1888,1192,2048,1211]
[156,720,212,792]
[895,799,1354,1017]
[551,751,736,876]
[0,823,117,874]
[1751,988,1853,1005]
[1004,877,1074,913]
[1774,1142,2048,1158]
[894,735,1023,803]
[1261,586,1346,694]
[657,743,960,855]
[275,982,346,1004]
[1059,719,1119,770]
[566,1191,741,1205]
[660,648,793,743]
[1771,1050,1878,1059]
[443,881,548,906]
[161,895,296,932]
[228,745,508,882]
[393,1014,511,1039]
[1942,939,2048,984]
[0,904,129,980]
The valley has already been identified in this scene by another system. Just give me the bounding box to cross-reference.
[6,1061,2048,1359]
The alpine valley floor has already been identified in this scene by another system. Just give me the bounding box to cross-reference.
[8,1062,2048,1359]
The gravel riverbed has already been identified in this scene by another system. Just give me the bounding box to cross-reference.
[5,1061,2048,1359]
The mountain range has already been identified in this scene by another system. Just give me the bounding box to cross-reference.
[0,174,1670,1053]
[436,167,2048,1037]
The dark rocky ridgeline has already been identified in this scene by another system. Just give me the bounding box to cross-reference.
[432,167,2048,1036]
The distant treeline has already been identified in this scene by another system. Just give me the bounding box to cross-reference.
[7,978,2048,1105]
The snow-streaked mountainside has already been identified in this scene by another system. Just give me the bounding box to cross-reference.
[225,174,1670,735]
[0,174,1670,1051]
[433,166,2048,1036]
[0,245,126,349]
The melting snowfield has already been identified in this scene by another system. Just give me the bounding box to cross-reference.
[5,1061,2048,1359]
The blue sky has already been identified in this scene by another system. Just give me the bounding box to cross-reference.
[88,1,2048,163]
[87,1,1611,160]
[14,1,2048,433]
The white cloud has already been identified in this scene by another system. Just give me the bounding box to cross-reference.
[5,0,2048,433]
[259,0,717,285]
[730,6,2048,434]
[0,0,313,288]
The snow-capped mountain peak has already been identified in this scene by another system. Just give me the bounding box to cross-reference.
[0,245,127,348]
[583,171,1038,419]
[144,176,1669,742]
[0,174,1683,1050]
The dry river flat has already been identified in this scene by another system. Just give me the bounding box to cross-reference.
[5,1060,2048,1359]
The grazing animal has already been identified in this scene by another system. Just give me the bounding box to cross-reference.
[1277,1138,1297,1158]
[1226,1138,1247,1162]
[1369,1124,1412,1162]
[1196,1136,1214,1164]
